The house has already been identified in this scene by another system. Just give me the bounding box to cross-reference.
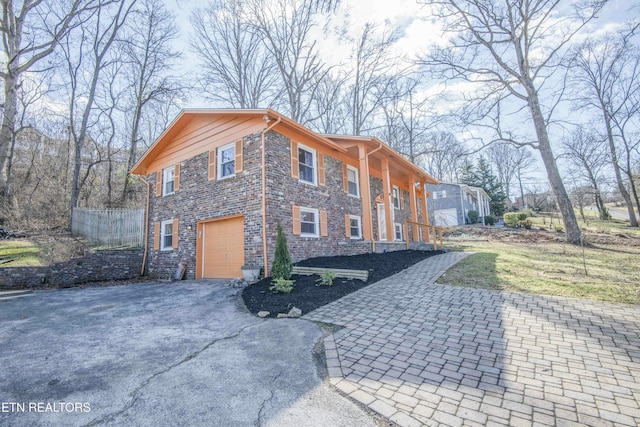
[425,183,491,226]
[131,109,440,280]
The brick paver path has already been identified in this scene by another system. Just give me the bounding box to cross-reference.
[304,252,640,427]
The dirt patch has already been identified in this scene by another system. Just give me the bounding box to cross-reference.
[242,250,443,318]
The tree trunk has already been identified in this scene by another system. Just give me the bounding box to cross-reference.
[0,73,18,222]
[527,90,581,243]
[602,108,638,226]
[121,101,143,205]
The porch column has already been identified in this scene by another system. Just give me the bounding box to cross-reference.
[421,181,430,242]
[358,144,373,241]
[409,175,418,242]
[381,158,394,241]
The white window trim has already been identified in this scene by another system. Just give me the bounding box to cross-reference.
[433,190,447,199]
[162,166,175,196]
[349,215,362,239]
[298,143,317,186]
[393,185,400,209]
[394,222,403,241]
[217,142,236,180]
[346,165,360,198]
[160,219,174,251]
[300,207,319,237]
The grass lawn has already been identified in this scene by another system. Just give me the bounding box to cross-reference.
[0,239,42,267]
[443,230,640,304]
[528,210,640,237]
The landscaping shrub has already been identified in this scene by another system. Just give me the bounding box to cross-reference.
[316,270,336,286]
[467,210,479,224]
[269,277,294,293]
[600,207,611,220]
[518,219,532,229]
[271,223,292,280]
[484,215,495,225]
[522,208,534,218]
[517,212,528,221]
[503,212,519,227]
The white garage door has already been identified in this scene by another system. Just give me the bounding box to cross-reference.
[434,208,458,226]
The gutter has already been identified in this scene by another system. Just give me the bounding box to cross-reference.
[366,140,383,253]
[261,114,282,277]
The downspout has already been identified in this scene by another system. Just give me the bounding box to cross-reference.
[261,115,282,277]
[366,141,383,253]
[139,175,151,276]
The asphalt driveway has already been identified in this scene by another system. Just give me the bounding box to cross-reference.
[0,281,376,427]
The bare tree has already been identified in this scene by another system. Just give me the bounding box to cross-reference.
[247,0,335,124]
[348,22,400,135]
[560,127,609,217]
[421,131,469,183]
[571,30,640,226]
[308,72,349,134]
[0,0,105,221]
[60,0,135,212]
[121,0,182,204]
[514,148,535,210]
[191,0,278,109]
[419,0,608,243]
[486,142,534,203]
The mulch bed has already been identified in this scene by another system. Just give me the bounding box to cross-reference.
[242,250,443,318]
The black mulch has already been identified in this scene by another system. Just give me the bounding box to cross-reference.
[242,250,443,318]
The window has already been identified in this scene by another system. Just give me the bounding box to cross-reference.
[161,220,174,250]
[349,215,362,239]
[217,142,235,179]
[298,144,316,184]
[394,223,403,241]
[300,207,319,237]
[163,166,175,196]
[393,186,400,209]
[347,166,359,197]
[433,190,447,199]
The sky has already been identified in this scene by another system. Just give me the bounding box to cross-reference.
[166,0,638,194]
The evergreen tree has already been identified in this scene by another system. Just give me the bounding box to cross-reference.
[271,222,292,280]
[460,156,507,216]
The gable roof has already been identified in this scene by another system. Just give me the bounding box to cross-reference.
[131,109,347,175]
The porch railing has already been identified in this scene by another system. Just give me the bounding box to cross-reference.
[405,221,446,250]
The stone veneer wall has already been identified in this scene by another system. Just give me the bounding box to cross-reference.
[0,249,143,291]
[147,132,263,279]
[263,131,370,264]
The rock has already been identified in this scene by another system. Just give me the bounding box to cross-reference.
[228,278,247,289]
[277,313,288,319]
[287,307,302,318]
[257,311,270,318]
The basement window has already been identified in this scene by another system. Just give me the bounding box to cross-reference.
[349,215,362,239]
[161,219,173,250]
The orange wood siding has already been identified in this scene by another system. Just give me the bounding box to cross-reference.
[146,116,265,173]
[320,210,328,237]
[292,206,301,235]
[234,139,243,173]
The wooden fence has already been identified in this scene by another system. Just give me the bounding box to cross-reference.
[72,208,145,248]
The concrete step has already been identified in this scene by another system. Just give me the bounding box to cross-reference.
[291,266,369,281]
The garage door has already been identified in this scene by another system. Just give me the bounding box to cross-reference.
[434,208,458,226]
[202,216,244,278]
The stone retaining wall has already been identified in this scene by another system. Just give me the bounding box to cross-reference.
[0,248,143,291]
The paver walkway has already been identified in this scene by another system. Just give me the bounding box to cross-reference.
[304,252,640,427]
